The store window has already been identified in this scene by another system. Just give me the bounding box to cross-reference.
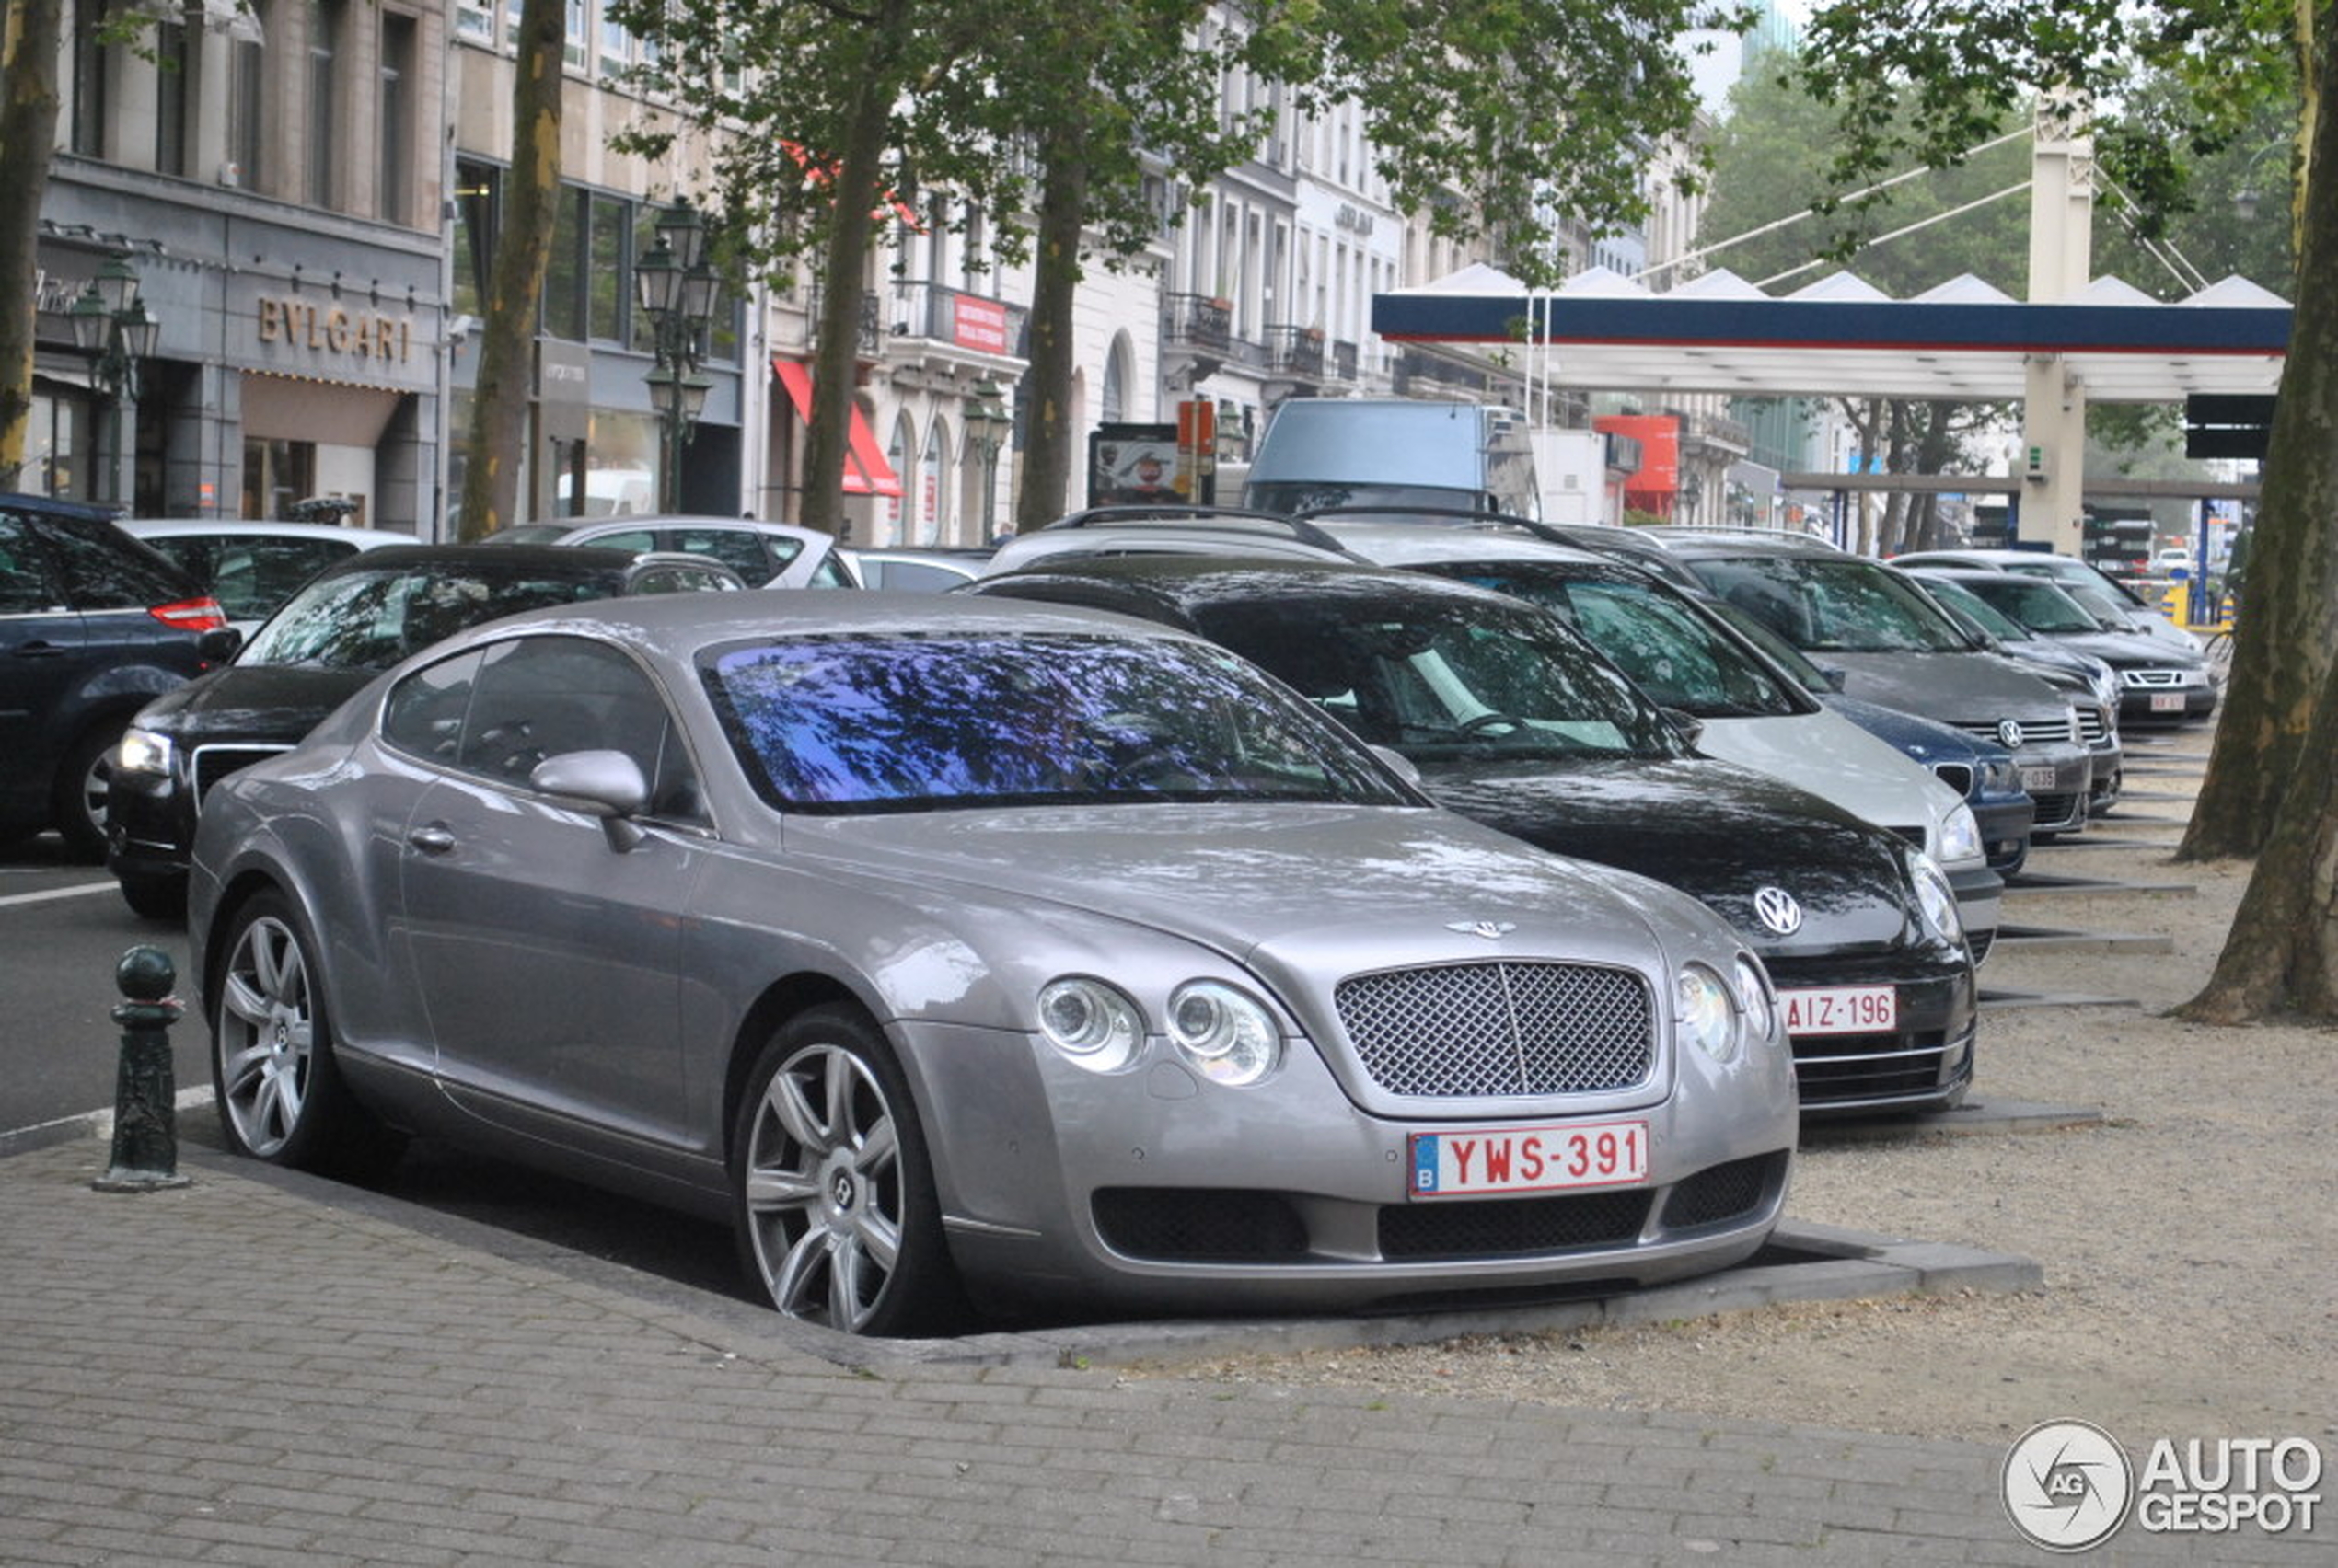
[884,415,911,547]
[919,421,947,546]
[543,187,585,341]
[243,438,317,522]
[452,159,500,319]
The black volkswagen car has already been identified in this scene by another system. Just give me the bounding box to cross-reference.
[967,557,1980,1116]
[106,543,740,917]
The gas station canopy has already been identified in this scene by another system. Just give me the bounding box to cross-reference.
[1372,264,2291,405]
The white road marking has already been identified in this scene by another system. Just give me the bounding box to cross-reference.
[0,881,119,909]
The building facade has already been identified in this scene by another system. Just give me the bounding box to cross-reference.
[24,0,1731,543]
[32,0,449,531]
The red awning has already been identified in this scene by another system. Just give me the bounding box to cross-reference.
[773,358,903,499]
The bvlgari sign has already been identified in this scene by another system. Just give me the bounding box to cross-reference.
[258,294,413,364]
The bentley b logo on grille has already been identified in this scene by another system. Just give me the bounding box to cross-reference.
[1752,886,1803,937]
[1445,919,1517,940]
[1996,719,2025,749]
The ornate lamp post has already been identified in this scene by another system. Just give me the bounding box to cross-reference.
[634,202,719,514]
[67,255,162,506]
[964,375,1011,542]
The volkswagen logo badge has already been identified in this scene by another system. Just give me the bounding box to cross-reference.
[1996,718,2025,749]
[1752,886,1803,937]
[1445,920,1517,940]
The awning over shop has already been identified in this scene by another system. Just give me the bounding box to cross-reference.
[1372,266,2292,404]
[772,358,903,498]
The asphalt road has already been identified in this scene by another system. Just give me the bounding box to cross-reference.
[0,827,758,1301]
[0,832,205,1151]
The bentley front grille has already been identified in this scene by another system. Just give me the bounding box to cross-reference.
[1335,962,1656,1098]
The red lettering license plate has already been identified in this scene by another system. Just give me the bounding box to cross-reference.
[1779,984,1898,1037]
[2149,692,2186,712]
[1408,1120,1649,1198]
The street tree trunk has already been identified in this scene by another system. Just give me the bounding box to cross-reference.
[457,0,564,541]
[796,6,908,542]
[2181,638,2338,1020]
[2177,22,2338,1020]
[1015,129,1089,534]
[0,0,64,491]
[2180,23,2338,860]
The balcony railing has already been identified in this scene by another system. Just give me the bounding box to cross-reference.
[1163,292,1233,353]
[890,280,1026,358]
[1263,324,1326,379]
[805,285,884,360]
[1670,408,1754,455]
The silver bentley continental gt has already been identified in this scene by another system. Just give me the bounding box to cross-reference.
[189,593,1798,1336]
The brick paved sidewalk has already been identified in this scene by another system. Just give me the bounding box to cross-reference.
[6,1136,2316,1566]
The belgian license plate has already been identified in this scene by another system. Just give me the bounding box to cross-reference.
[1779,984,1898,1037]
[1408,1120,1648,1199]
[2150,692,2186,712]
[2020,765,2060,790]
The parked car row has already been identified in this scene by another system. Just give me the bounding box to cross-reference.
[0,487,2210,1339]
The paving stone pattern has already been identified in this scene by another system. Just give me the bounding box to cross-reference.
[6,1138,2319,1565]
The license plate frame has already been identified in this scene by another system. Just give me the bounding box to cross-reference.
[1778,983,1899,1038]
[1407,1119,1649,1200]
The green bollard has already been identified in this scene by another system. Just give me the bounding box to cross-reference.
[92,946,193,1193]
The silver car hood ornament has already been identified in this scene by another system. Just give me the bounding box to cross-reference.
[1445,919,1518,940]
[1752,886,1804,938]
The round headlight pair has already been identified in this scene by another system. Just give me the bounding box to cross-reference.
[1036,976,1280,1086]
[1908,852,1964,945]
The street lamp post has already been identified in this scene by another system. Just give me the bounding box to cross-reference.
[634,202,719,515]
[964,375,1011,543]
[67,256,162,507]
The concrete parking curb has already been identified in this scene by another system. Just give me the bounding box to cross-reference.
[867,1219,2044,1374]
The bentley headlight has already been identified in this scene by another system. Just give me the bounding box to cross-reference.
[1037,977,1143,1073]
[1677,963,1739,1065]
[1908,852,1963,945]
[1731,955,1776,1043]
[1936,803,1981,865]
[1167,981,1280,1086]
[114,726,176,777]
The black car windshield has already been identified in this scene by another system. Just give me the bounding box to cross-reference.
[1185,588,1685,763]
[707,633,1414,813]
[238,564,620,669]
[1407,561,1804,721]
[1954,575,2103,635]
[1916,576,2031,642]
[1691,556,1971,653]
